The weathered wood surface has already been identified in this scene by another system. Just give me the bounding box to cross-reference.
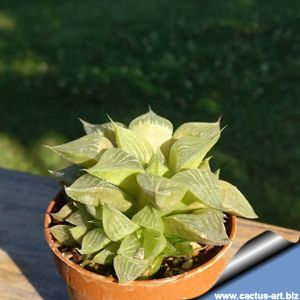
[0,168,299,300]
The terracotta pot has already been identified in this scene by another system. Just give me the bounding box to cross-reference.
[44,192,237,300]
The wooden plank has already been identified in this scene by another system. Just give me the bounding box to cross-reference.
[228,218,300,260]
[0,168,66,300]
[0,167,299,300]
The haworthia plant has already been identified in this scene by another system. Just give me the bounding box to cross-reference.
[47,109,258,284]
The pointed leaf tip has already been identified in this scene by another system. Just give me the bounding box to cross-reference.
[50,202,76,220]
[49,164,82,185]
[219,180,258,219]
[129,110,173,152]
[45,134,113,167]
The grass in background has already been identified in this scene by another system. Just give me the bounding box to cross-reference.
[0,0,299,229]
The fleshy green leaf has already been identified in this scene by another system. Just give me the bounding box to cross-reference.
[118,228,166,260]
[143,228,166,259]
[66,209,93,227]
[87,219,102,227]
[65,174,134,212]
[114,255,149,284]
[50,202,77,220]
[172,169,223,210]
[198,156,212,171]
[173,120,221,139]
[129,109,173,152]
[160,138,176,161]
[136,173,187,214]
[168,137,213,173]
[85,205,103,220]
[45,134,113,167]
[132,205,164,232]
[164,234,186,244]
[79,119,125,135]
[142,256,163,277]
[173,191,209,213]
[69,225,88,244]
[219,180,258,218]
[79,119,125,144]
[93,242,120,265]
[86,148,143,195]
[146,150,170,177]
[49,165,83,185]
[164,235,209,258]
[161,240,179,256]
[113,122,153,165]
[118,232,143,258]
[163,209,229,245]
[80,228,111,254]
[49,225,76,247]
[102,205,139,241]
[79,118,99,134]
[174,241,204,256]
[169,120,221,173]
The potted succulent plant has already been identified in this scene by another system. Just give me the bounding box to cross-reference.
[44,109,257,300]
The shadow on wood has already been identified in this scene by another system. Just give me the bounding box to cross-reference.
[0,168,68,300]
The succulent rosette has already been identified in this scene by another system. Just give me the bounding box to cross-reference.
[47,109,257,283]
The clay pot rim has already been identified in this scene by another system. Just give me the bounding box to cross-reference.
[44,191,237,287]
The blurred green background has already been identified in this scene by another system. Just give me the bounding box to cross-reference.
[0,0,299,229]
